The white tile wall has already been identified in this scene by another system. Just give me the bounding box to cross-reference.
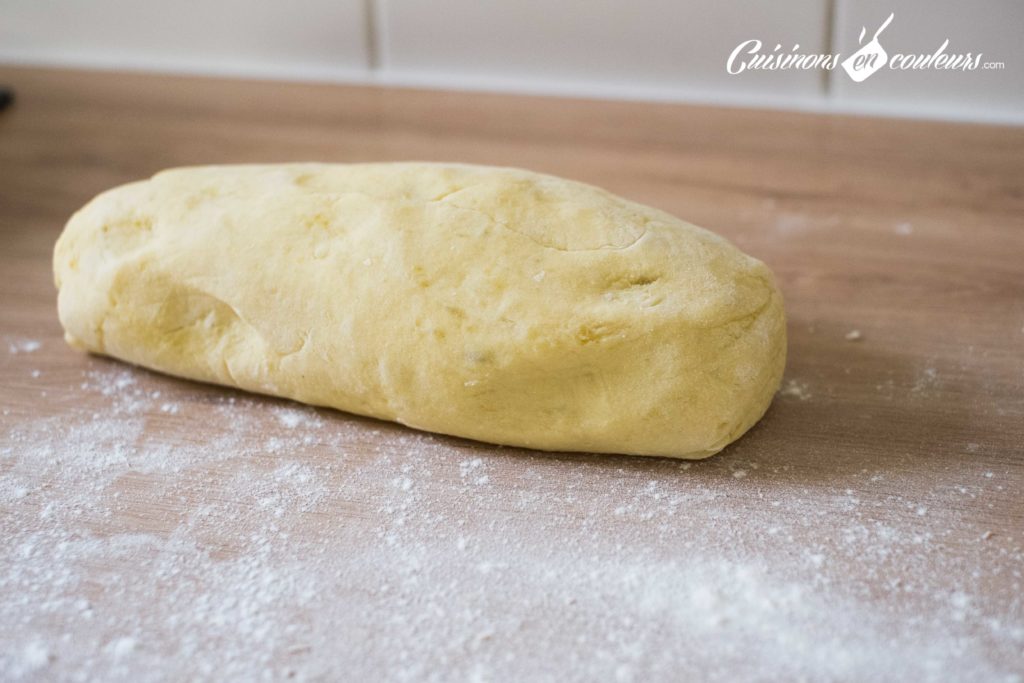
[830,0,1024,122]
[0,0,369,78]
[0,0,1020,123]
[375,0,830,104]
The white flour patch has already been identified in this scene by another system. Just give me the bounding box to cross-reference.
[7,338,41,354]
[780,378,812,401]
[1,360,1022,682]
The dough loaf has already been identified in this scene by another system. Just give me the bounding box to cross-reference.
[54,163,786,458]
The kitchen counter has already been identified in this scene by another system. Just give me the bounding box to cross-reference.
[1,66,1022,681]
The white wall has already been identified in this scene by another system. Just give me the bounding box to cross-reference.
[0,0,369,79]
[1,0,1021,124]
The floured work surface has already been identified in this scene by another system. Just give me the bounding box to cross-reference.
[1,66,1022,681]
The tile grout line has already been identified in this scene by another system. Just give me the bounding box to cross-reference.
[364,0,381,72]
[823,0,838,99]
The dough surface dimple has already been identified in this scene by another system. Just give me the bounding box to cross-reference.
[54,162,786,458]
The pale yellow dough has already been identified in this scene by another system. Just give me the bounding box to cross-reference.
[54,163,786,458]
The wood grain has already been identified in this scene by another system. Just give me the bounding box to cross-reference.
[1,66,1022,680]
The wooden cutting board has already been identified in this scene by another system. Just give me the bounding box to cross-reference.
[1,66,1022,681]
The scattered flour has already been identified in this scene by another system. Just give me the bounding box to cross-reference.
[912,367,941,393]
[1,357,1022,682]
[774,213,810,236]
[7,339,41,355]
[780,379,812,401]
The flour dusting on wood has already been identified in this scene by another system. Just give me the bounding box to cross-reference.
[1,355,1022,682]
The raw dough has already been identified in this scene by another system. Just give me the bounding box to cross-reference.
[54,163,786,458]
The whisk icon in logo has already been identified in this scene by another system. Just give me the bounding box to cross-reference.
[842,13,895,82]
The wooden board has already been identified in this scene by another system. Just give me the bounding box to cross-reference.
[1,66,1022,681]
